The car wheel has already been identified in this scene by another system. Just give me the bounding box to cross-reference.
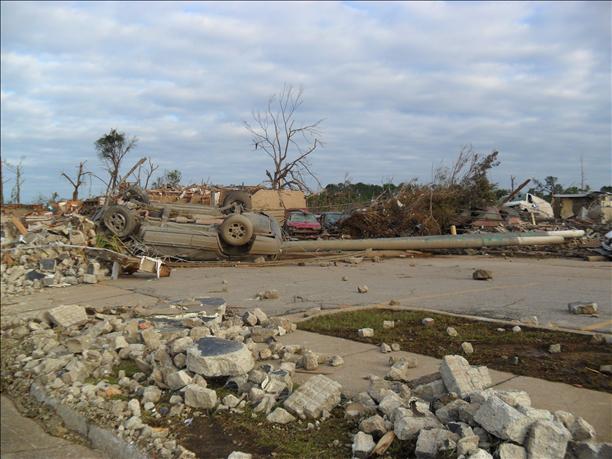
[222,191,252,213]
[219,214,254,246]
[103,205,138,238]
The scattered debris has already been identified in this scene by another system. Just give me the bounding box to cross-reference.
[473,269,493,280]
[358,328,374,338]
[568,302,598,315]
[421,318,435,327]
[461,342,474,355]
[447,327,458,337]
[257,289,280,300]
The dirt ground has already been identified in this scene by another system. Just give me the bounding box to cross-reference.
[299,309,612,393]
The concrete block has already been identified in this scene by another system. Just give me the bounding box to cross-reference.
[473,396,532,444]
[415,428,458,458]
[184,385,217,409]
[497,443,527,459]
[47,304,88,328]
[393,406,442,441]
[525,420,571,459]
[352,431,375,459]
[440,355,491,398]
[283,374,342,419]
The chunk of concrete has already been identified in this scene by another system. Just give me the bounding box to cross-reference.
[186,337,254,377]
[525,420,571,459]
[386,360,417,382]
[352,431,375,459]
[412,379,447,402]
[568,302,598,315]
[378,393,405,420]
[457,435,480,456]
[571,417,596,442]
[359,414,387,438]
[473,396,532,444]
[184,385,217,409]
[440,355,491,398]
[393,406,442,441]
[358,328,374,337]
[47,304,88,328]
[266,407,296,424]
[435,399,471,424]
[166,370,193,390]
[497,443,527,459]
[473,269,493,280]
[415,428,458,458]
[283,374,341,419]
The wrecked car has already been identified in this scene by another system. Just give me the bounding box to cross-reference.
[98,202,282,261]
[283,209,322,239]
[319,211,347,237]
[500,192,554,220]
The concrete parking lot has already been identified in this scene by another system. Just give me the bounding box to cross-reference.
[3,255,611,333]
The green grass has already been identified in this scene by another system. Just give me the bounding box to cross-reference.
[299,309,588,353]
[299,308,612,393]
[213,404,355,458]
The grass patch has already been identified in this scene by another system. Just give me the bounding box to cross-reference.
[300,309,612,393]
[177,403,356,459]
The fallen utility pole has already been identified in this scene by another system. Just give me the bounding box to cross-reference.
[281,230,584,254]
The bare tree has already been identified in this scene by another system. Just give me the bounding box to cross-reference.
[95,129,138,195]
[61,161,90,200]
[245,85,323,192]
[137,157,159,189]
[4,159,25,204]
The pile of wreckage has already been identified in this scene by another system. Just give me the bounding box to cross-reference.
[337,180,610,260]
[0,205,170,298]
[1,303,609,459]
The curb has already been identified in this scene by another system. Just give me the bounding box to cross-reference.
[281,303,609,337]
[30,383,149,459]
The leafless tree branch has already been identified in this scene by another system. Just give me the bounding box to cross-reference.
[244,85,324,192]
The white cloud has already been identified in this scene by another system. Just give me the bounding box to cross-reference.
[1,0,610,201]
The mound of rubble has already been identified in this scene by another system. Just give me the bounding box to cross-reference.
[1,302,609,459]
[347,354,610,459]
[1,214,111,297]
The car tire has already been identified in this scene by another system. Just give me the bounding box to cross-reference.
[219,214,254,246]
[222,191,252,212]
[103,205,138,238]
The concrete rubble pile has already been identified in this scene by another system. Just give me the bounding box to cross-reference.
[345,354,610,459]
[0,214,113,297]
[0,303,351,459]
[2,299,609,459]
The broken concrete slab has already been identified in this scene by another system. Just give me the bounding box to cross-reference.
[352,431,375,459]
[568,302,598,315]
[266,407,295,425]
[47,304,88,328]
[525,420,571,459]
[184,385,217,409]
[415,428,458,459]
[473,395,532,444]
[186,337,254,377]
[283,374,342,419]
[393,406,442,441]
[440,355,491,398]
[497,443,526,459]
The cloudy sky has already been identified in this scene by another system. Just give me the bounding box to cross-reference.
[1,1,610,202]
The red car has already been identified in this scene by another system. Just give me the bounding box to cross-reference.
[284,209,322,239]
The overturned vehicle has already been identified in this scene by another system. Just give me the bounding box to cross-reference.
[97,201,282,261]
